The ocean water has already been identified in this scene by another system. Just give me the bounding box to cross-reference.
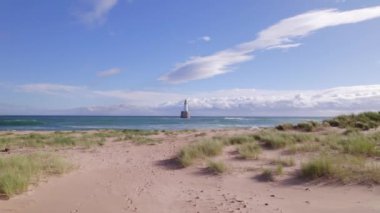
[0,116,326,131]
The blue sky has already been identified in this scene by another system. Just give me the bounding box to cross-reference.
[0,0,380,115]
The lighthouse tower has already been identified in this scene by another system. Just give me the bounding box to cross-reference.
[180,99,190,119]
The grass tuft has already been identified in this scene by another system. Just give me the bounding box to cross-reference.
[254,130,314,149]
[237,143,261,159]
[271,157,295,167]
[339,134,378,156]
[207,160,227,174]
[301,156,333,179]
[287,143,321,154]
[0,153,72,198]
[178,139,224,167]
[325,111,380,130]
[224,135,256,145]
[300,155,380,184]
[259,166,284,182]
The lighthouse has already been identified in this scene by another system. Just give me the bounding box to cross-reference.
[180,99,190,119]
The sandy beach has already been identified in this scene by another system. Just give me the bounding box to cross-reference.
[0,127,379,213]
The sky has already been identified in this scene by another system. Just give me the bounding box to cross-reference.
[0,0,380,116]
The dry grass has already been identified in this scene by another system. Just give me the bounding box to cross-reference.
[271,157,295,167]
[225,135,256,145]
[0,153,72,198]
[207,160,227,174]
[237,143,261,159]
[0,129,162,150]
[254,130,314,149]
[259,166,283,182]
[177,139,224,167]
[286,143,321,154]
[325,111,380,130]
[300,155,380,184]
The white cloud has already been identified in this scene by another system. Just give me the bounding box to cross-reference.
[96,67,121,77]
[79,0,119,26]
[200,36,211,42]
[160,5,380,83]
[188,36,212,44]
[266,43,302,50]
[155,85,380,116]
[11,83,380,116]
[159,49,253,83]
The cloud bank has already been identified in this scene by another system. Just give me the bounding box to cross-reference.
[10,84,379,116]
[160,5,380,83]
[79,0,119,26]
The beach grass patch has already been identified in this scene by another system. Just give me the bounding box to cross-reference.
[275,123,294,131]
[300,155,380,184]
[339,134,378,156]
[0,153,72,198]
[301,156,333,179]
[271,157,295,167]
[225,135,256,145]
[325,112,380,130]
[255,130,314,149]
[207,160,227,174]
[237,143,261,159]
[287,143,321,154]
[178,139,224,167]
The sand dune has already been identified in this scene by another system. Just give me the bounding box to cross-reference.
[1,129,379,213]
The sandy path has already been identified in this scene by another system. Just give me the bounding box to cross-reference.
[1,136,380,213]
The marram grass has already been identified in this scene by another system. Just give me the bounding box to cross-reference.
[207,160,227,174]
[0,153,72,198]
[178,139,224,167]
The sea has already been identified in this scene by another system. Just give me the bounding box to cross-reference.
[0,116,326,131]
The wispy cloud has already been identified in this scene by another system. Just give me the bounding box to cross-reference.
[188,36,212,44]
[200,36,211,42]
[18,83,86,95]
[78,0,119,26]
[96,67,121,77]
[160,5,380,84]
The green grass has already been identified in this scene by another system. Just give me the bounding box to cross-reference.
[260,168,275,181]
[271,157,295,167]
[207,160,227,174]
[126,135,158,145]
[276,121,322,132]
[259,165,284,182]
[177,139,224,167]
[121,129,160,136]
[325,111,380,130]
[301,156,333,179]
[254,130,314,149]
[300,155,380,184]
[225,135,256,145]
[0,129,163,150]
[287,143,321,154]
[275,165,283,175]
[237,143,261,159]
[0,153,72,198]
[275,123,294,131]
[339,134,379,156]
[316,132,380,157]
